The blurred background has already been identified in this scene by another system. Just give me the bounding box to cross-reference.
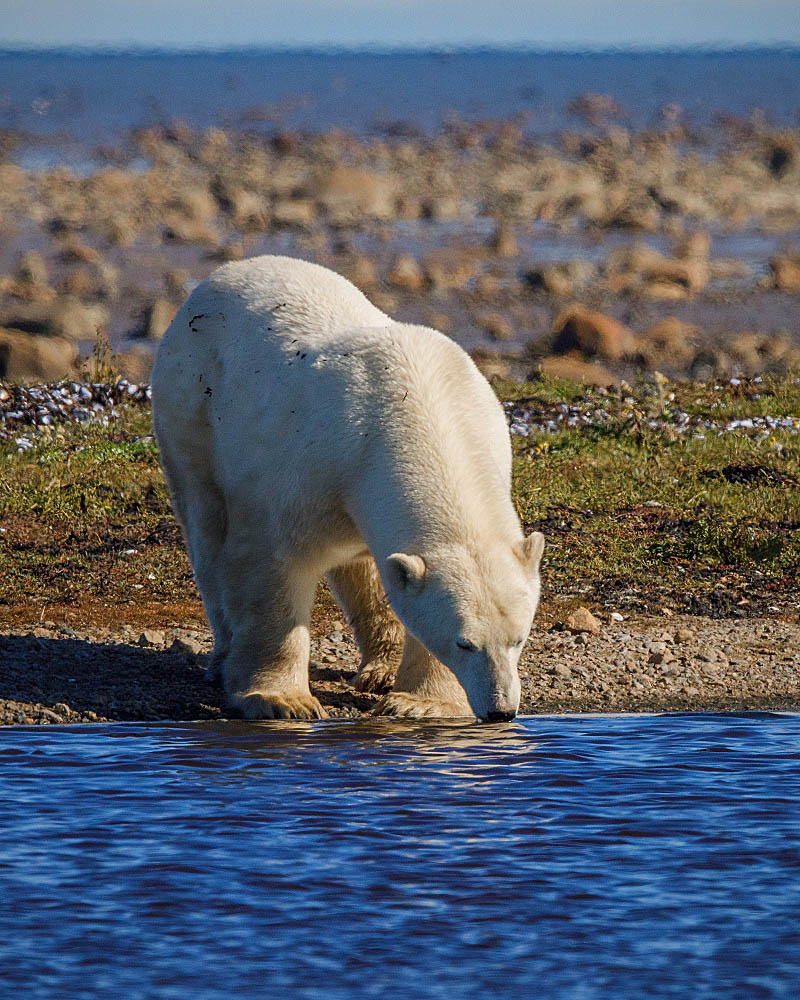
[0,1,799,385]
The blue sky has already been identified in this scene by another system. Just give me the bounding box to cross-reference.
[1,1,798,49]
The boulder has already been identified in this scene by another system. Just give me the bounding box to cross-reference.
[48,299,110,341]
[769,254,800,292]
[0,329,77,382]
[636,317,702,370]
[115,344,155,381]
[140,299,178,340]
[386,253,425,291]
[552,305,635,361]
[537,352,618,388]
[477,311,514,341]
[310,166,396,225]
[271,198,316,228]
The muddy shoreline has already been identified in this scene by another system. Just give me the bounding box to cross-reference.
[2,607,798,726]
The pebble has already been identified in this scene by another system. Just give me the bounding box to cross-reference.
[0,379,151,444]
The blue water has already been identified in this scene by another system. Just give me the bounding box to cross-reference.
[1,48,799,149]
[1,713,799,999]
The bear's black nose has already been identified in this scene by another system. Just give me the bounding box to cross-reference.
[486,710,516,723]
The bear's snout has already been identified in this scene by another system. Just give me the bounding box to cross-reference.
[486,709,516,723]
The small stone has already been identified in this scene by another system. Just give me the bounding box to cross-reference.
[553,664,573,679]
[609,612,624,622]
[139,629,165,648]
[53,703,71,716]
[565,607,602,635]
[322,654,338,663]
[674,628,694,643]
[170,636,204,657]
[648,650,667,665]
[327,631,344,644]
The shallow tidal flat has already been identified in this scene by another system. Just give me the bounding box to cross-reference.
[1,115,800,388]
[0,373,797,724]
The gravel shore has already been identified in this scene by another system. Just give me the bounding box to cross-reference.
[2,608,797,725]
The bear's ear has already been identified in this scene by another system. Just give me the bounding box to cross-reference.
[515,531,545,572]
[386,553,427,592]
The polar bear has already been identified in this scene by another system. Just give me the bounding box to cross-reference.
[151,255,544,721]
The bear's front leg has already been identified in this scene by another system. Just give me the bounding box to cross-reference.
[221,559,327,721]
[373,634,474,719]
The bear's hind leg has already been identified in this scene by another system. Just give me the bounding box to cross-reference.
[326,555,404,693]
[373,634,474,719]
[156,434,232,681]
[221,546,326,720]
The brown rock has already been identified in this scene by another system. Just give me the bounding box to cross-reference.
[423,248,482,291]
[141,299,178,340]
[478,311,514,341]
[15,251,48,287]
[0,329,77,381]
[386,253,425,291]
[271,198,317,228]
[525,266,574,297]
[489,221,518,257]
[310,166,396,224]
[345,254,378,290]
[674,230,712,260]
[552,305,635,360]
[115,344,155,382]
[636,317,702,370]
[538,352,619,388]
[769,254,800,292]
[565,607,602,634]
[49,300,110,341]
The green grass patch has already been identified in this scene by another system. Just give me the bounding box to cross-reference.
[1,374,799,616]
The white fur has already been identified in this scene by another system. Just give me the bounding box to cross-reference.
[151,255,544,721]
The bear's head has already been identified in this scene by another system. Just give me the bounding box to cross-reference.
[385,531,545,720]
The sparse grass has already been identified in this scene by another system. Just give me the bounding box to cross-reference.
[1,373,798,618]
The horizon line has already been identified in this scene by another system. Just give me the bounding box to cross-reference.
[2,42,799,57]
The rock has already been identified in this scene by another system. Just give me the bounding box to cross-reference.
[423,248,481,291]
[345,254,378,290]
[141,299,178,340]
[49,299,110,341]
[552,305,635,361]
[769,253,800,292]
[169,636,205,658]
[568,92,625,125]
[0,328,77,381]
[564,607,602,635]
[271,198,317,228]
[636,317,702,370]
[674,230,712,260]
[114,344,155,381]
[15,250,48,287]
[478,311,514,341]
[386,253,425,291]
[310,166,396,225]
[538,352,618,388]
[138,629,165,648]
[525,265,574,297]
[489,221,518,257]
[553,664,573,679]
[674,627,694,643]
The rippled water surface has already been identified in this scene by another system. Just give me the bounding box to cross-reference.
[2,713,799,999]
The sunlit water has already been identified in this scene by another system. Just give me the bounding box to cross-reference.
[2,713,799,999]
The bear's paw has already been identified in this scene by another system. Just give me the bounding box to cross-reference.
[229,690,328,720]
[372,692,474,719]
[352,660,398,693]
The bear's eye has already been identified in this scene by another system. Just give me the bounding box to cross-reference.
[456,639,477,652]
